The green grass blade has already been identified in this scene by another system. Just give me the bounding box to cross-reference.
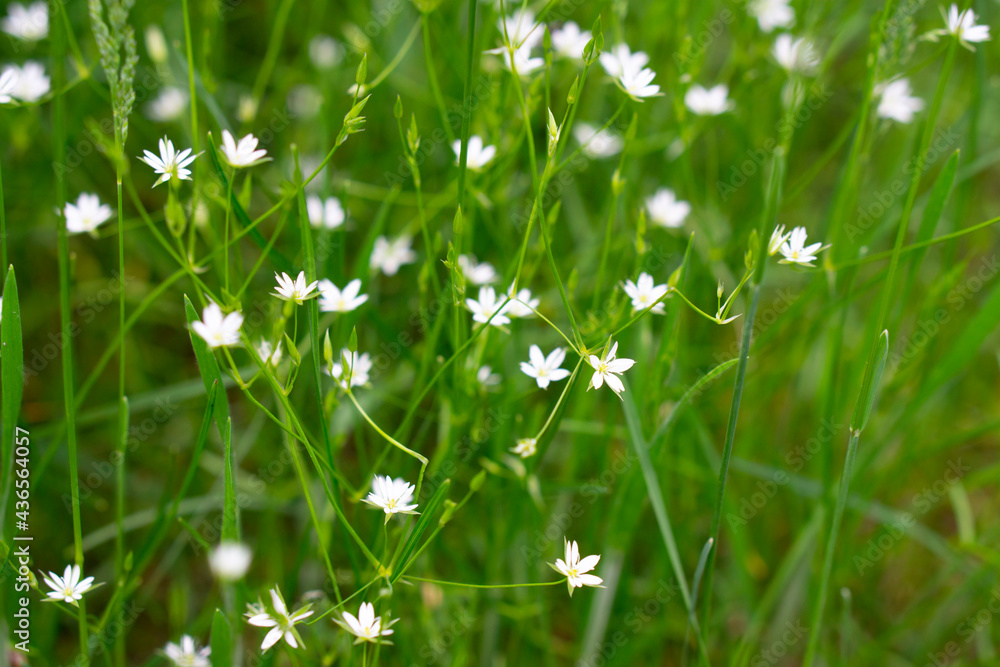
[210,608,232,667]
[0,267,24,540]
[184,294,232,436]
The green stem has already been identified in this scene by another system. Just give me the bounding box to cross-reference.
[404,575,564,589]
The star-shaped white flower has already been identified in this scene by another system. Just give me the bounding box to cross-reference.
[333,602,398,645]
[246,588,313,651]
[220,129,269,168]
[327,348,373,388]
[139,136,199,187]
[645,188,691,229]
[520,345,571,389]
[942,4,990,46]
[587,340,635,398]
[617,65,660,100]
[318,278,368,313]
[684,84,734,116]
[371,235,417,276]
[551,21,591,60]
[876,79,924,124]
[2,61,49,102]
[209,542,253,582]
[64,193,113,235]
[307,195,345,229]
[191,302,243,348]
[749,0,794,32]
[41,565,97,605]
[362,475,419,520]
[511,437,537,458]
[599,44,650,80]
[778,226,825,266]
[466,286,510,327]
[457,254,498,285]
[494,43,545,76]
[1,2,47,41]
[573,122,623,159]
[498,8,542,49]
[550,539,603,597]
[452,135,497,170]
[623,273,670,314]
[773,34,818,74]
[256,339,283,366]
[163,635,211,667]
[272,271,319,304]
[477,365,502,386]
[504,284,540,319]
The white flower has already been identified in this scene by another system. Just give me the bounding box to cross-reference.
[645,188,691,229]
[477,365,502,386]
[749,0,794,32]
[318,278,368,313]
[246,588,313,651]
[773,35,818,74]
[272,271,319,304]
[362,475,419,518]
[2,2,48,41]
[466,286,510,327]
[209,542,253,582]
[768,224,791,256]
[511,437,537,458]
[371,235,417,276]
[146,87,189,122]
[573,122,622,159]
[41,565,97,605]
[876,78,924,124]
[327,348,372,388]
[191,303,243,348]
[0,69,16,104]
[306,195,345,229]
[3,61,49,102]
[256,339,283,366]
[457,254,498,285]
[943,4,990,45]
[309,34,344,69]
[684,84,734,116]
[587,340,635,398]
[622,273,670,314]
[145,25,169,64]
[64,193,113,235]
[551,21,591,60]
[163,635,211,667]
[520,345,571,390]
[333,602,398,645]
[139,136,199,187]
[452,135,497,170]
[599,44,650,80]
[778,226,824,266]
[618,65,660,100]
[498,8,541,49]
[220,129,268,168]
[495,43,545,76]
[504,283,540,319]
[550,539,603,597]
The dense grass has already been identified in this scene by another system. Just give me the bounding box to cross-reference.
[1,0,1000,664]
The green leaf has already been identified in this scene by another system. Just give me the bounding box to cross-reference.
[222,418,238,542]
[210,609,232,667]
[850,329,888,433]
[1,267,24,538]
[184,295,231,437]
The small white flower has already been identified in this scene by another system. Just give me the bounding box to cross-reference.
[504,283,540,319]
[498,8,542,49]
[309,34,344,69]
[520,345,571,389]
[256,339,283,366]
[768,224,791,256]
[622,273,669,314]
[163,635,211,667]
[146,87,189,122]
[272,271,319,304]
[587,340,635,398]
[477,365,502,386]
[139,136,199,187]
[466,286,510,327]
[145,25,169,64]
[3,61,49,102]
[362,475,419,519]
[749,0,794,32]
[551,21,591,60]
[0,69,17,104]
[371,235,417,276]
[942,4,990,45]
[457,254,498,285]
[64,193,113,235]
[209,542,253,582]
[511,437,537,458]
[333,602,398,645]
[318,278,368,313]
[599,44,650,80]
[306,195,346,229]
[1,2,48,41]
[778,226,824,266]
[876,78,924,124]
[773,35,819,74]
[327,348,372,388]
[617,65,660,100]
[495,43,545,76]
[645,188,691,229]
[191,303,243,349]
[452,135,497,170]
[550,539,603,597]
[246,588,313,651]
[573,122,623,159]
[220,129,269,168]
[41,565,97,605]
[684,84,734,116]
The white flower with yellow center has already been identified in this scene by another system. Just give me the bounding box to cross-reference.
[334,602,398,644]
[272,271,319,304]
[587,340,635,398]
[550,539,603,596]
[191,303,243,349]
[246,588,313,651]
[41,565,97,606]
[520,345,571,389]
[362,475,419,521]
